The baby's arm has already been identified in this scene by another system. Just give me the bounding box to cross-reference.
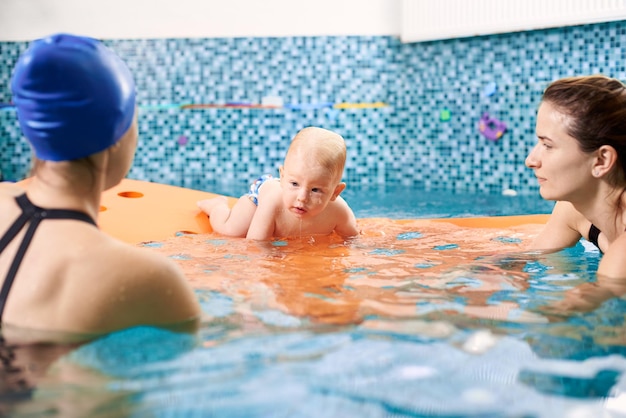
[197,196,256,237]
[246,185,281,240]
[332,197,360,238]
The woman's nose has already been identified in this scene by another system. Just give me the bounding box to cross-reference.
[525,144,539,168]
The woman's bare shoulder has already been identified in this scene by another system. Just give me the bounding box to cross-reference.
[65,235,200,331]
[599,234,626,279]
[0,182,25,197]
[549,201,588,229]
[529,201,586,250]
[82,236,185,283]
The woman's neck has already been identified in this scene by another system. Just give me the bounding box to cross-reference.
[25,162,105,220]
[576,182,626,240]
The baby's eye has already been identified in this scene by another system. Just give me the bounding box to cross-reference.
[290,181,299,187]
[311,188,323,194]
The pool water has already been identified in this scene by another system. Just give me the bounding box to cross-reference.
[214,182,557,219]
[6,190,626,417]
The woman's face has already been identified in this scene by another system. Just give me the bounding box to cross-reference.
[525,101,596,202]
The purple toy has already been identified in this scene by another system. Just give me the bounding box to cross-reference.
[478,113,506,141]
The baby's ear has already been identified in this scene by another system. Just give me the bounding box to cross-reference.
[331,182,346,201]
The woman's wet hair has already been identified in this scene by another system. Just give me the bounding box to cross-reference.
[542,75,626,181]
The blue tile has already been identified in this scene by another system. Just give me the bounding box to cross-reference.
[2,22,626,192]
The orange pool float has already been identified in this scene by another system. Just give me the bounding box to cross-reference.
[94,179,549,244]
[95,179,551,326]
[97,179,237,243]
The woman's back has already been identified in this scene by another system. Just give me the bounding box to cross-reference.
[0,181,200,343]
[0,33,201,342]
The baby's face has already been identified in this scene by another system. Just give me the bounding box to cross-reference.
[279,155,340,219]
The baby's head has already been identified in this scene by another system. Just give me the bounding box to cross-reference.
[284,127,347,183]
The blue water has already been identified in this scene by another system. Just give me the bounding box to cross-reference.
[213,182,556,219]
[6,187,626,418]
[342,185,554,218]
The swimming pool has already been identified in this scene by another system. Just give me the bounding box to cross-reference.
[6,187,626,417]
[211,181,556,219]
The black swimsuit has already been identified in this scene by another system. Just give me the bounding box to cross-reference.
[0,193,97,323]
[0,194,96,408]
[588,223,602,251]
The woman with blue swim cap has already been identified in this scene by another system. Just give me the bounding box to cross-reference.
[0,34,201,343]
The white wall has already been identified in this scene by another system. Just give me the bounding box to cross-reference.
[0,0,401,41]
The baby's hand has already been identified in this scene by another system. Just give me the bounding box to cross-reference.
[196,196,229,215]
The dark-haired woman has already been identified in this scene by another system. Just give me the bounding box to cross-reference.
[526,75,626,279]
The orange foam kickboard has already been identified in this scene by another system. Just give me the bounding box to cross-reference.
[98,179,238,244]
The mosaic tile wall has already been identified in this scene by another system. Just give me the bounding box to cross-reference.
[1,21,626,195]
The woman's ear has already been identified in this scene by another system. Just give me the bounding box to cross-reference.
[593,145,618,177]
[108,140,122,153]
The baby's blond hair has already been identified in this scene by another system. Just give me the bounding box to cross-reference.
[285,127,347,183]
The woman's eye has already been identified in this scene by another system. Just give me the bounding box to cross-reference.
[537,138,552,149]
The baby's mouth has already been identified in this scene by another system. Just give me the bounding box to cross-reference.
[292,206,306,215]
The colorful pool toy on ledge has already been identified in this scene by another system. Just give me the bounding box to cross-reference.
[478,112,507,141]
[94,179,548,244]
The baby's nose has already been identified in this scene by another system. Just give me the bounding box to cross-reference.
[297,190,309,201]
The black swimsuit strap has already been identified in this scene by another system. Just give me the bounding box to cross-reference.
[0,218,42,322]
[14,194,97,226]
[588,224,601,250]
[0,194,97,323]
[0,212,29,255]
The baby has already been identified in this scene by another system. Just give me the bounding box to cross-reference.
[197,127,359,240]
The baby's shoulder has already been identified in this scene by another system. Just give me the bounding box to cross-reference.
[329,195,353,211]
[259,178,282,198]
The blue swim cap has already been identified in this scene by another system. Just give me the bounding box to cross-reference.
[10,33,136,161]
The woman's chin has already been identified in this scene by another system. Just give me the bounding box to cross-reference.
[538,188,557,201]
